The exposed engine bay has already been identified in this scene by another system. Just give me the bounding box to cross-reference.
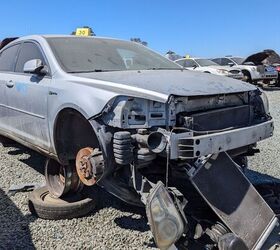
[2,35,278,250]
[101,88,271,163]
[75,88,278,249]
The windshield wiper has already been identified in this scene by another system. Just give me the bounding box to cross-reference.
[67,69,121,73]
[146,67,183,70]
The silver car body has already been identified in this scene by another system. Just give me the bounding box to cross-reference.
[0,35,277,249]
[0,35,256,159]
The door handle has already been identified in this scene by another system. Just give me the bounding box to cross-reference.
[6,80,14,88]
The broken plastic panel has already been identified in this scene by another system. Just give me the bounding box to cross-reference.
[189,152,278,250]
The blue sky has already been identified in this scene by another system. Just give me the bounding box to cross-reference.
[1,0,280,57]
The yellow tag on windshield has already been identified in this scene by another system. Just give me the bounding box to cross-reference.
[75,28,91,36]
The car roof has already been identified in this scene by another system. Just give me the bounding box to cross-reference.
[224,56,243,58]
[4,34,132,46]
[175,57,202,61]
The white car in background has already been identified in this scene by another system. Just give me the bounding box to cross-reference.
[175,57,244,80]
[211,55,278,84]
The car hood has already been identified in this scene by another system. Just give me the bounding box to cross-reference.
[74,70,256,103]
[242,52,271,65]
[204,65,240,71]
[263,49,280,64]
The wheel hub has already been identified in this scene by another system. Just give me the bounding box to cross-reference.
[76,147,104,186]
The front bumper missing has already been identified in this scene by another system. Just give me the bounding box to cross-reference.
[170,120,274,159]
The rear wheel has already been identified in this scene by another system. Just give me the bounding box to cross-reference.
[275,76,280,87]
[243,71,252,83]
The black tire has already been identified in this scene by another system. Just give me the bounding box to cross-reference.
[0,135,16,146]
[28,186,96,220]
[242,71,252,83]
[275,77,280,87]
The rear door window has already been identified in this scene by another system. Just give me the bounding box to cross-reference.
[220,58,233,66]
[0,44,20,72]
[15,42,46,73]
[184,59,197,68]
[175,59,185,66]
[212,58,221,65]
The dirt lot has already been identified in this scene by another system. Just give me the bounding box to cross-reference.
[0,90,279,249]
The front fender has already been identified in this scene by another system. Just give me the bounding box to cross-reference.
[47,78,119,154]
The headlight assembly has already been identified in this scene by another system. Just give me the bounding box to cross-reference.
[146,181,184,250]
[260,90,269,114]
[217,69,229,74]
[249,89,270,118]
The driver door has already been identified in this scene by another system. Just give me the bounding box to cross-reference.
[4,41,51,151]
[0,44,21,135]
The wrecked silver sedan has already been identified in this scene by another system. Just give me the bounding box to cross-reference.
[0,35,278,249]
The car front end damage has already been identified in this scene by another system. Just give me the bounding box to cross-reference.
[78,87,278,249]
[2,36,275,248]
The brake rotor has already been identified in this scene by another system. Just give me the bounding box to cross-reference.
[76,147,104,186]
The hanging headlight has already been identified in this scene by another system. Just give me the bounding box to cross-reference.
[260,90,269,114]
[249,89,270,116]
[146,181,184,250]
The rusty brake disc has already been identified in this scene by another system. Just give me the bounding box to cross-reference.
[76,147,104,186]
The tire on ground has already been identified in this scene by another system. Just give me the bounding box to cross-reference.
[243,71,252,83]
[28,186,96,220]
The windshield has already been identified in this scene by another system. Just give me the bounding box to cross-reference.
[46,37,180,73]
[195,59,219,67]
[231,57,244,65]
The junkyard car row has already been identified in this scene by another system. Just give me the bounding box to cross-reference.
[0,35,279,249]
[174,57,244,79]
[212,55,278,84]
[171,51,280,86]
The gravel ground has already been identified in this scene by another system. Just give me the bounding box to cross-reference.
[0,90,280,249]
[248,90,280,183]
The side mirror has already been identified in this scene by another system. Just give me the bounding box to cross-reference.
[228,62,235,67]
[193,65,197,69]
[23,59,48,75]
